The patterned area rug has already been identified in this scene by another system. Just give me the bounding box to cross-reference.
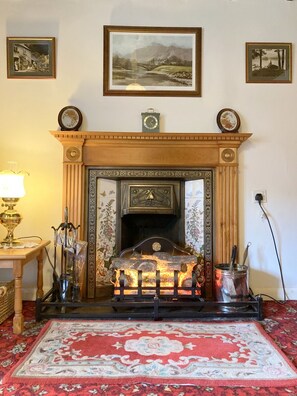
[3,319,297,388]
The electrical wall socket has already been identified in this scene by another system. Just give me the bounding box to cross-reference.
[253,190,267,203]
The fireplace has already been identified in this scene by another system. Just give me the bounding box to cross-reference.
[51,131,252,301]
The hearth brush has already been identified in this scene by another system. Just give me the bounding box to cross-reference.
[229,245,237,271]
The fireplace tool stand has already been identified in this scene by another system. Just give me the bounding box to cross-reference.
[41,208,83,309]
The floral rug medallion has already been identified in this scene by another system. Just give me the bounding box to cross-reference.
[3,320,297,387]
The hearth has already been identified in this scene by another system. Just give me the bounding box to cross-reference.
[37,131,263,321]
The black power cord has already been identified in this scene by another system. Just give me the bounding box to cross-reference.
[255,193,288,302]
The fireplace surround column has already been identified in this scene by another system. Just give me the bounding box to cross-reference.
[216,148,239,263]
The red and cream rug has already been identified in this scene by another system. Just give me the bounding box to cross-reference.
[3,319,297,388]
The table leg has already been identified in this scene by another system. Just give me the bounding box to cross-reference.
[12,260,24,335]
[36,248,44,299]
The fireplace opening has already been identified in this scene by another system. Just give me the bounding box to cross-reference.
[121,214,182,251]
[120,179,182,250]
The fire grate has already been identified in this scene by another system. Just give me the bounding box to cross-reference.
[114,269,201,300]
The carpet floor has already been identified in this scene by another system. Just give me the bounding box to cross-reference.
[0,300,297,395]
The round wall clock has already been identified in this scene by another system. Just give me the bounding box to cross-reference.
[58,106,83,131]
[217,108,240,133]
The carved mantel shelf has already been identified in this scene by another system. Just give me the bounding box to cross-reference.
[51,131,252,296]
[51,130,251,142]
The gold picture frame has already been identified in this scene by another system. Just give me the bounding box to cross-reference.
[103,26,202,97]
[7,37,56,79]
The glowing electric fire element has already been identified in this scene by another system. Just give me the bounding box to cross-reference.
[111,253,204,296]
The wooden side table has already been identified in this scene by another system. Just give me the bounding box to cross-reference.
[0,240,50,334]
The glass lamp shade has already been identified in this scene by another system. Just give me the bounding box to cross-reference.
[0,173,25,198]
[0,172,26,246]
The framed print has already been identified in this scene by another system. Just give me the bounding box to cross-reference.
[103,26,202,97]
[246,42,292,83]
[7,37,56,79]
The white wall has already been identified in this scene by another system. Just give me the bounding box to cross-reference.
[0,0,296,300]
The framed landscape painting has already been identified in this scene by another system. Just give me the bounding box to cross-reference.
[246,42,292,83]
[7,37,56,79]
[103,26,202,97]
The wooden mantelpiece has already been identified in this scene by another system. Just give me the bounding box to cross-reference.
[51,131,252,292]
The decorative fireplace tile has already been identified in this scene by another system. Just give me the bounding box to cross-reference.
[96,179,117,287]
[185,180,204,254]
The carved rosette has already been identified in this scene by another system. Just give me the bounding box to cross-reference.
[64,146,82,162]
[220,148,236,164]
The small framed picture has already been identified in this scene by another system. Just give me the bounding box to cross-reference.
[7,37,56,79]
[246,42,292,83]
